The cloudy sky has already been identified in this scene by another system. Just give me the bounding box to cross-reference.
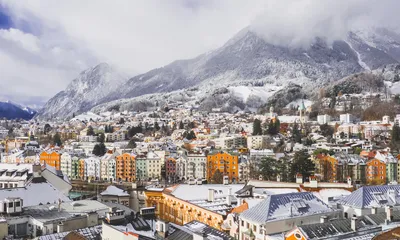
[0,0,398,107]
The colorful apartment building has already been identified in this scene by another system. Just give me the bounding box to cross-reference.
[166,157,176,180]
[207,151,239,183]
[315,153,366,184]
[39,151,61,170]
[78,159,85,180]
[116,153,136,182]
[366,159,386,184]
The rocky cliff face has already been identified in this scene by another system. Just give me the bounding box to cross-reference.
[35,63,127,119]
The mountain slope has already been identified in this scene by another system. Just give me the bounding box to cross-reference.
[35,63,127,119]
[39,27,400,118]
[0,101,36,120]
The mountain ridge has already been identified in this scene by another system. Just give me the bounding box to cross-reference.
[36,27,400,119]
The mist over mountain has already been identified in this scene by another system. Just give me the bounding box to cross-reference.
[36,26,400,119]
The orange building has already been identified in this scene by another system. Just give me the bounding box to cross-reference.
[79,159,85,180]
[366,158,386,184]
[207,151,239,183]
[39,151,61,170]
[116,153,136,182]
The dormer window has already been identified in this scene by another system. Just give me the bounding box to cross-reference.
[291,199,308,210]
[372,192,387,203]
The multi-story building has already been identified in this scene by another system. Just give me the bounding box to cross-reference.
[100,153,117,181]
[39,151,61,170]
[146,151,162,179]
[175,156,187,180]
[105,131,125,142]
[84,157,101,180]
[165,157,176,181]
[247,135,268,150]
[367,158,386,185]
[239,192,340,238]
[116,153,136,182]
[136,155,148,180]
[214,135,246,150]
[60,152,72,178]
[315,153,366,183]
[207,151,239,183]
[78,159,85,180]
[187,151,207,180]
[71,156,80,179]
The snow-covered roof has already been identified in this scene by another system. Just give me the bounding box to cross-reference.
[171,184,244,201]
[0,181,71,207]
[100,185,129,197]
[240,192,335,223]
[339,185,400,209]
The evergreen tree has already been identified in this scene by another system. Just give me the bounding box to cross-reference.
[259,157,277,180]
[179,121,184,129]
[292,122,302,143]
[53,133,62,146]
[98,133,105,143]
[127,139,137,149]
[44,123,51,135]
[392,124,400,143]
[87,126,95,136]
[252,119,262,136]
[186,130,196,140]
[290,150,315,181]
[154,122,160,131]
[211,169,223,184]
[119,118,125,124]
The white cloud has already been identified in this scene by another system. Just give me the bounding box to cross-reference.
[0,28,40,53]
[0,0,399,106]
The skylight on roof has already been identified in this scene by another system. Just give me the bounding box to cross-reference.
[291,198,308,210]
[372,192,387,203]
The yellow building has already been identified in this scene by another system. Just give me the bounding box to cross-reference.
[144,190,226,230]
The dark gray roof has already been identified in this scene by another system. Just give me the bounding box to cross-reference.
[365,210,400,225]
[339,185,400,208]
[240,192,334,223]
[38,225,101,240]
[167,221,231,240]
[300,217,374,239]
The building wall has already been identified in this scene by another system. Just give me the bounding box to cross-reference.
[207,152,239,182]
[145,191,225,230]
[116,153,136,182]
[57,215,88,233]
[367,159,386,184]
[40,152,61,170]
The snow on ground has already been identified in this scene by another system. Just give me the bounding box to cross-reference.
[70,112,103,122]
[229,85,282,102]
[313,189,351,203]
[389,82,400,94]
[346,41,371,71]
[171,184,244,201]
[285,99,313,109]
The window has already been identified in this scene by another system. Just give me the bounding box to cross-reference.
[8,202,13,207]
[16,202,20,207]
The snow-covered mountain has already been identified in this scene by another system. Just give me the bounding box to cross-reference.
[38,27,400,118]
[0,101,37,120]
[35,63,127,119]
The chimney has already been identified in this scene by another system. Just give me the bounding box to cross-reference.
[156,220,169,238]
[208,189,215,202]
[386,206,393,222]
[58,198,62,212]
[320,216,328,223]
[32,163,42,178]
[347,176,352,188]
[351,217,357,231]
[371,207,377,215]
[296,174,303,184]
[226,188,232,205]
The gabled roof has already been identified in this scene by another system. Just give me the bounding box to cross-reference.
[100,185,129,197]
[240,192,334,224]
[339,185,400,209]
